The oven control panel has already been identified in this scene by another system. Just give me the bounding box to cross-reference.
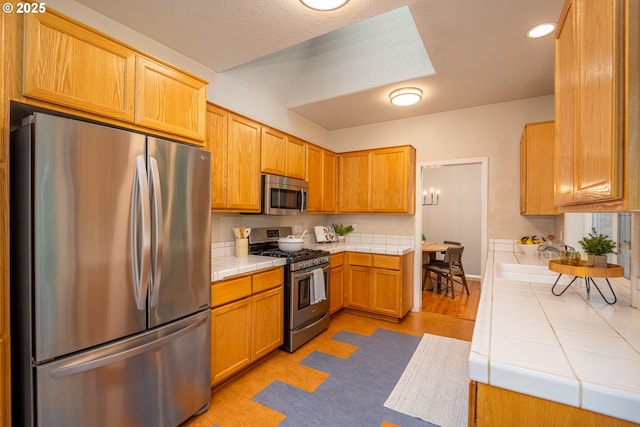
[290,255,330,271]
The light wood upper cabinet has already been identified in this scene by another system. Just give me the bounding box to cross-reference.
[227,114,262,211]
[520,121,558,215]
[261,126,287,176]
[261,130,306,179]
[24,11,136,123]
[285,136,306,179]
[23,9,207,143]
[338,151,371,212]
[306,144,337,213]
[205,105,261,212]
[338,145,416,214]
[554,0,639,211]
[370,146,416,213]
[554,1,577,207]
[134,56,207,141]
[205,104,228,209]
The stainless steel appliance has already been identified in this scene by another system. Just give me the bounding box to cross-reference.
[9,112,212,427]
[249,227,330,352]
[262,174,308,215]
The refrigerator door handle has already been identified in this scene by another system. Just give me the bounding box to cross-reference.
[148,156,164,308]
[48,314,207,378]
[132,155,151,310]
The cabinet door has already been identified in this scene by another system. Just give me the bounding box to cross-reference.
[329,266,344,314]
[205,104,228,209]
[24,11,136,123]
[227,114,261,211]
[554,0,577,206]
[286,136,306,179]
[370,146,414,213]
[135,56,207,142]
[372,269,401,316]
[573,0,624,204]
[306,144,323,212]
[252,286,284,360]
[322,150,337,212]
[338,151,371,212]
[210,298,252,385]
[345,265,372,310]
[261,126,287,176]
[521,122,557,215]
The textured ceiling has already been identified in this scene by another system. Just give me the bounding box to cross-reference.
[73,0,565,129]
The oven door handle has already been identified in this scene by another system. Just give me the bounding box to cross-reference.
[295,265,330,279]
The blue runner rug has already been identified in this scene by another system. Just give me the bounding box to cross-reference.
[253,329,435,426]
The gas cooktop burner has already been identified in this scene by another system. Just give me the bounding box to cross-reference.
[251,247,329,262]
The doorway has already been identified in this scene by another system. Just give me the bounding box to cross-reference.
[412,157,488,311]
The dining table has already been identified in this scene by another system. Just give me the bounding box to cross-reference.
[421,242,455,290]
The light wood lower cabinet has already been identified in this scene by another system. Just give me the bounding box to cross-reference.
[329,253,345,314]
[210,267,283,386]
[345,252,413,321]
[470,381,638,427]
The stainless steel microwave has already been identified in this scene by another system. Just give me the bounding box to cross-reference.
[262,174,308,215]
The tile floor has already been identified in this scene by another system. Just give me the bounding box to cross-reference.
[180,307,475,427]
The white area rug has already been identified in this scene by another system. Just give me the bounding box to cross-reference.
[384,333,471,427]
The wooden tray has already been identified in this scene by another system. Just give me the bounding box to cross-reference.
[548,260,624,278]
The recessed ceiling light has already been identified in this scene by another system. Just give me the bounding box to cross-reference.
[389,87,422,106]
[300,0,349,11]
[526,22,556,38]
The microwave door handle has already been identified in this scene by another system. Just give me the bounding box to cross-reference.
[299,188,304,213]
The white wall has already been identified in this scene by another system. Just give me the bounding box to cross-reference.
[326,96,558,240]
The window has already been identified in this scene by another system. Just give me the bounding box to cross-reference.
[587,213,631,280]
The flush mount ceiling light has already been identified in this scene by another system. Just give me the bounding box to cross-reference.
[389,87,422,106]
[526,22,556,38]
[300,0,349,11]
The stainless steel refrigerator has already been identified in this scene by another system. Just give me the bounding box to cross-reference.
[10,112,212,427]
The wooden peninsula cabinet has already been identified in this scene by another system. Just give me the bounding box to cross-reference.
[344,252,413,322]
[520,121,558,215]
[338,146,416,214]
[210,267,283,386]
[554,0,639,212]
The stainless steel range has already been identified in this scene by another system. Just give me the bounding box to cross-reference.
[249,227,330,352]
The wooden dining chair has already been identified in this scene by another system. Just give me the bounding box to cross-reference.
[425,245,469,298]
[437,240,461,260]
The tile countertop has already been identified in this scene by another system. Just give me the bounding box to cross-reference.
[470,246,640,424]
[211,241,414,282]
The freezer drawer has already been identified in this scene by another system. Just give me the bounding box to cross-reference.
[32,311,210,427]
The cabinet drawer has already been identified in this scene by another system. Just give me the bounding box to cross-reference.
[211,276,251,307]
[373,254,400,270]
[330,252,345,268]
[252,267,284,293]
[347,252,372,267]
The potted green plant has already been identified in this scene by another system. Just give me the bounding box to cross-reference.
[578,227,616,268]
[332,223,354,242]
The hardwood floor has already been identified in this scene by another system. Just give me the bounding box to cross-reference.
[181,276,481,427]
